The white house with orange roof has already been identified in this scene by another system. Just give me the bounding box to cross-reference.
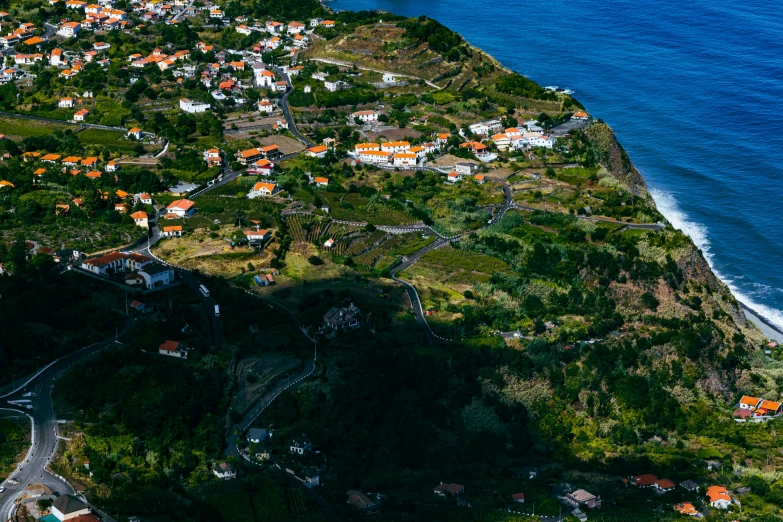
[491,133,511,151]
[248,181,277,198]
[265,20,284,33]
[131,210,149,228]
[355,143,380,154]
[59,97,74,108]
[380,141,410,154]
[50,47,64,66]
[257,98,275,113]
[57,21,81,38]
[392,152,417,167]
[706,486,732,509]
[247,159,274,175]
[358,150,392,165]
[287,21,305,34]
[127,127,143,140]
[738,395,761,410]
[166,198,195,217]
[306,145,329,158]
[73,109,89,121]
[254,67,275,88]
[203,148,221,166]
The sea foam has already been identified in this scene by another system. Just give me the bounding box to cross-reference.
[651,188,783,334]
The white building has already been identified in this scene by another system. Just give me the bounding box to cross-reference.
[324,80,349,92]
[454,162,478,175]
[161,225,183,237]
[446,172,463,183]
[57,22,81,38]
[158,339,186,358]
[257,98,275,113]
[352,110,378,123]
[213,462,236,480]
[358,150,391,164]
[290,436,311,455]
[248,181,277,198]
[179,98,210,113]
[254,67,275,88]
[392,153,417,167]
[380,141,410,154]
[139,263,175,289]
[166,199,195,217]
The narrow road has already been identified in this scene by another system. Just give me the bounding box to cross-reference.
[225,360,315,458]
[270,66,315,147]
[0,316,133,522]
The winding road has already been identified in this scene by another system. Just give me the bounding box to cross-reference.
[0,317,133,522]
[270,66,315,147]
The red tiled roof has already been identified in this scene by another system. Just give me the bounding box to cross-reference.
[158,340,180,352]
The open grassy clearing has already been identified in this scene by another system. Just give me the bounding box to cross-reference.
[152,226,276,278]
[77,129,141,153]
[0,116,70,138]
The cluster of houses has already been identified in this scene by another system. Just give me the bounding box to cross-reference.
[626,474,677,493]
[352,139,437,167]
[673,485,733,515]
[734,395,783,421]
[21,150,122,178]
[80,251,175,289]
[236,430,321,488]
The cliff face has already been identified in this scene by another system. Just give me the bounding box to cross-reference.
[585,123,651,201]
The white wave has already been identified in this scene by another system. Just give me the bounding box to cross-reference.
[650,187,783,333]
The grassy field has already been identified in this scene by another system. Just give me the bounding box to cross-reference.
[77,129,140,153]
[0,116,70,138]
[152,226,276,278]
[322,192,419,225]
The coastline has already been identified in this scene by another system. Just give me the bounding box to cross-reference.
[327,0,783,343]
[742,304,783,344]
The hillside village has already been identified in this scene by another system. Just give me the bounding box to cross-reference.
[1,1,783,522]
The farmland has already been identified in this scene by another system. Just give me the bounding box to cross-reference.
[0,115,70,138]
[152,226,277,278]
[321,192,419,225]
[77,129,141,153]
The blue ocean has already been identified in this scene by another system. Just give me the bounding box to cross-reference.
[331,0,783,331]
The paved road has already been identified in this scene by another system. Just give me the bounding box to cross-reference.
[387,178,514,343]
[270,66,315,147]
[225,359,315,458]
[0,317,133,522]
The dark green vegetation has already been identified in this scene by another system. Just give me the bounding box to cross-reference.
[0,0,781,520]
[0,416,27,480]
[0,270,125,386]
